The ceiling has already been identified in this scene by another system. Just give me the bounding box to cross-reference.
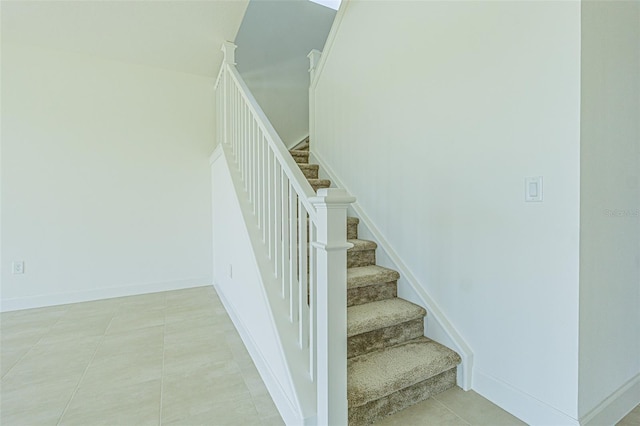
[0,0,249,77]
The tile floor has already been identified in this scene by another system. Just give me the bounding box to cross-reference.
[1,286,637,426]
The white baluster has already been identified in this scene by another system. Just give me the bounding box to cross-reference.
[289,186,298,323]
[274,162,282,279]
[308,221,317,377]
[298,202,308,348]
[281,173,290,299]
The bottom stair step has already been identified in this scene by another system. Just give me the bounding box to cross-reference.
[348,337,461,424]
[348,367,457,425]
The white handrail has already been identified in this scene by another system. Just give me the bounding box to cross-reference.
[215,41,353,425]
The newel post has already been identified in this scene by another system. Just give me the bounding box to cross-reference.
[310,188,355,426]
[221,41,237,66]
[220,42,237,146]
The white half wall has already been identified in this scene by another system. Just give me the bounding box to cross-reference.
[1,42,216,311]
[312,1,582,423]
[579,1,640,422]
[210,147,306,425]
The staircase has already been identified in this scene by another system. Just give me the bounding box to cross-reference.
[290,146,462,425]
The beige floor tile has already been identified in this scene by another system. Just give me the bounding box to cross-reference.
[60,378,161,426]
[164,306,224,325]
[164,286,214,301]
[39,315,113,344]
[1,326,50,352]
[106,308,165,334]
[162,400,262,426]
[617,404,640,426]
[64,298,122,317]
[162,390,261,426]
[261,414,287,426]
[161,370,252,424]
[163,315,219,331]
[434,387,526,426]
[0,348,28,377]
[119,291,167,306]
[0,287,285,426]
[243,369,270,398]
[0,375,79,425]
[0,403,67,426]
[374,397,470,425]
[92,324,165,359]
[78,350,164,392]
[163,320,226,341]
[0,305,68,329]
[2,337,101,385]
[164,355,241,381]
[252,391,281,419]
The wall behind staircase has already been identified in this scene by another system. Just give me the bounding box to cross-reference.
[313,1,582,423]
[234,0,336,147]
[579,1,640,422]
[1,42,216,310]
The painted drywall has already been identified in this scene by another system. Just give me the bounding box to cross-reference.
[312,1,581,423]
[579,1,640,422]
[210,147,306,424]
[234,0,336,147]
[1,43,216,310]
[1,0,248,77]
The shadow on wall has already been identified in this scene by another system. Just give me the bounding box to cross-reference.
[234,0,336,147]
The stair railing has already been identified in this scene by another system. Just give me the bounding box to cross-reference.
[215,42,354,425]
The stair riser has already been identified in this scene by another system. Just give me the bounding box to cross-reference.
[348,318,423,359]
[348,282,397,307]
[300,167,319,179]
[347,222,358,239]
[292,153,309,164]
[311,183,331,192]
[348,250,376,268]
[348,367,457,425]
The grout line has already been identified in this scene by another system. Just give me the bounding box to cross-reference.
[1,307,71,380]
[431,396,472,426]
[55,309,119,426]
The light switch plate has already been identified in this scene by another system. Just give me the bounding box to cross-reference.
[525,177,543,202]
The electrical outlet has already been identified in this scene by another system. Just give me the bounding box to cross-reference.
[12,261,25,274]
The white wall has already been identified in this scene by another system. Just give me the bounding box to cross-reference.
[210,147,309,424]
[1,42,216,310]
[312,1,582,423]
[234,0,336,147]
[579,1,640,422]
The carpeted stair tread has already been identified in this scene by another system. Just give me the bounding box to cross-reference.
[347,265,400,290]
[347,298,426,337]
[298,164,319,179]
[347,337,462,408]
[348,239,377,252]
[347,217,360,226]
[307,178,331,186]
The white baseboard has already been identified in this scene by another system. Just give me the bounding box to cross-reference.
[0,278,210,312]
[581,373,640,426]
[213,280,313,426]
[474,369,580,426]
